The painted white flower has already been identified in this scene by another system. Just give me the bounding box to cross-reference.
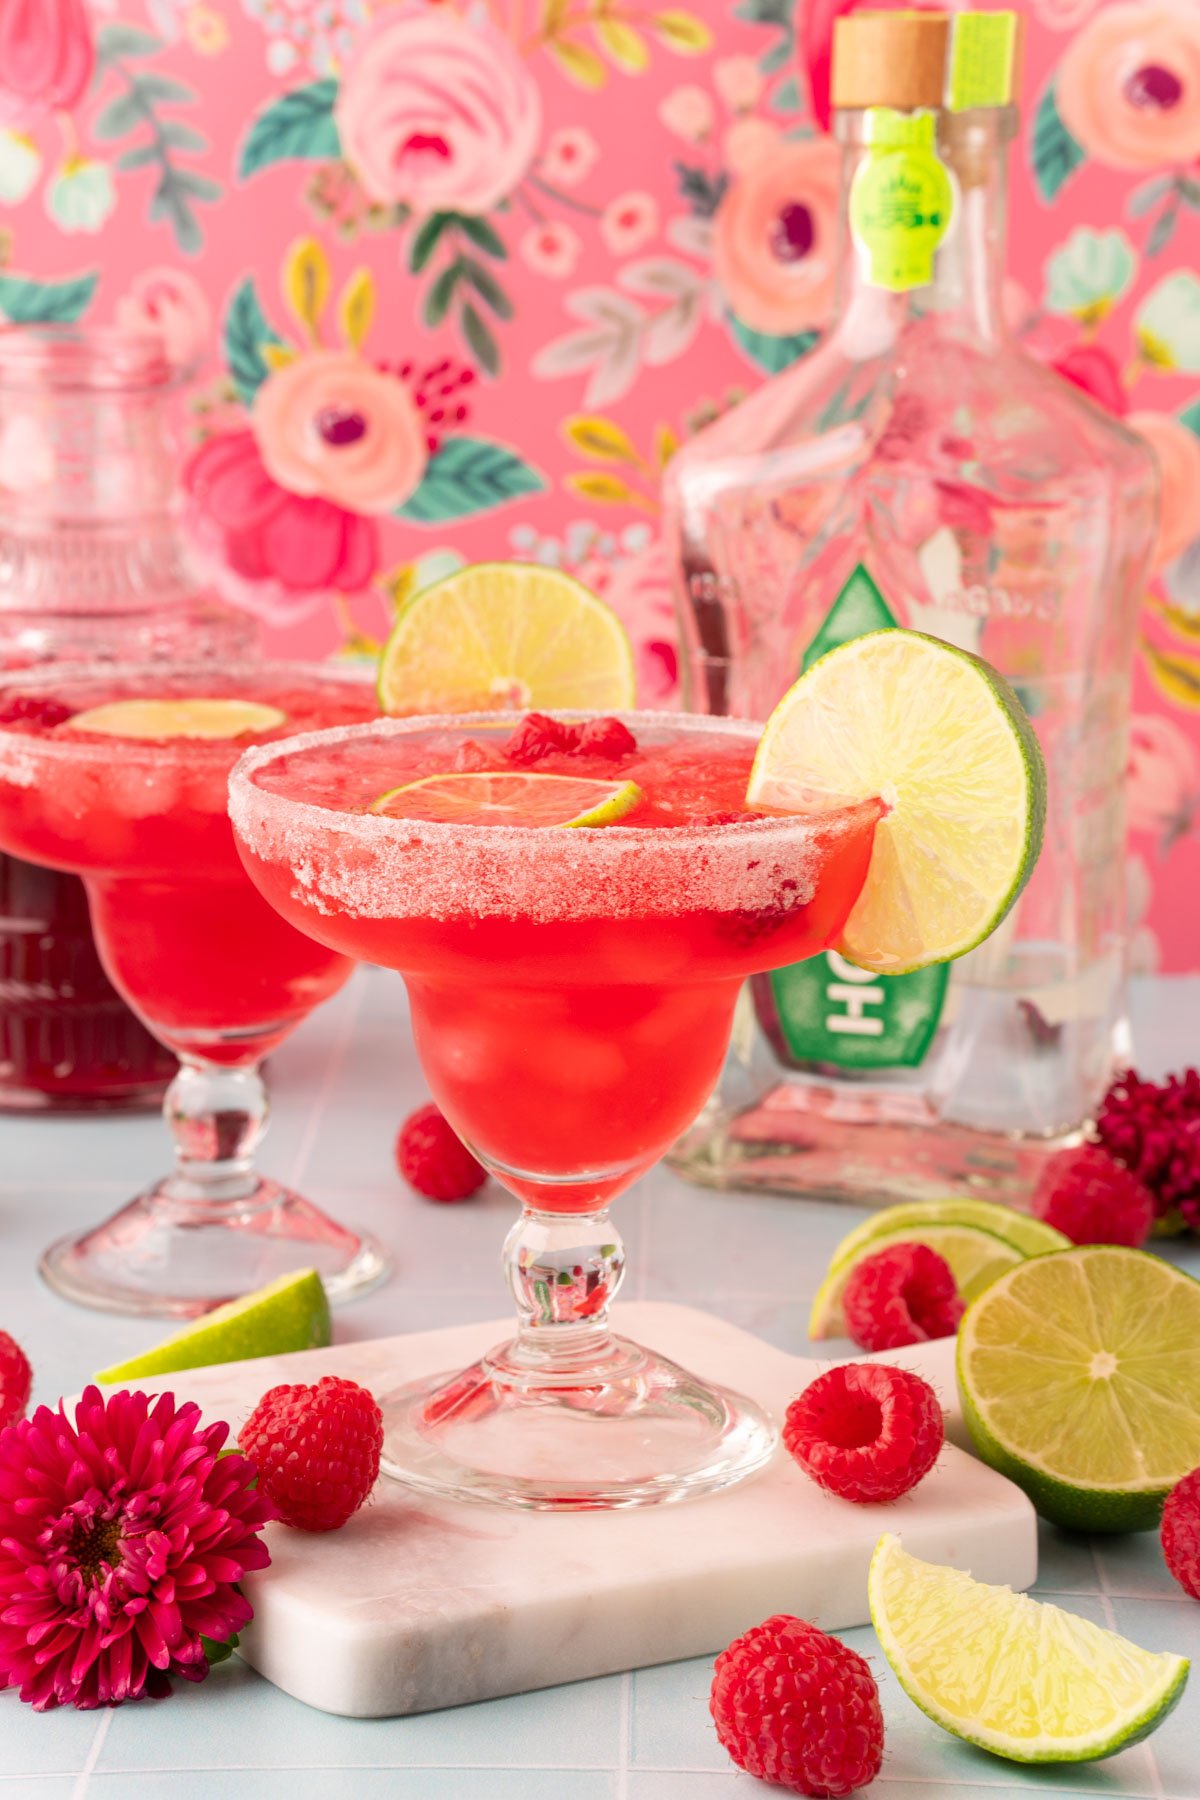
[0,132,40,204]
[1136,271,1200,373]
[46,160,117,235]
[1044,228,1135,324]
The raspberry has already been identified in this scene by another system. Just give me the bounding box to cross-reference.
[0,695,74,729]
[575,716,637,757]
[1033,1143,1155,1247]
[842,1242,964,1352]
[239,1374,383,1532]
[1161,1467,1200,1600]
[503,711,581,765]
[0,1330,32,1431]
[711,1614,884,1797]
[396,1102,487,1201]
[783,1362,944,1504]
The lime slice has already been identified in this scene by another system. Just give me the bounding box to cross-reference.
[808,1222,1022,1340]
[94,1269,331,1383]
[68,698,287,740]
[377,562,636,716]
[370,770,643,828]
[958,1246,1200,1531]
[746,629,1046,973]
[870,1533,1188,1763]
[829,1198,1069,1272]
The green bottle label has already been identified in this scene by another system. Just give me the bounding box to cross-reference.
[848,108,953,293]
[764,565,949,1072]
[948,12,1018,112]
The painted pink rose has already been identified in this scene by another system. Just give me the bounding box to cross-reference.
[114,267,213,374]
[724,118,782,176]
[1035,0,1101,26]
[1129,411,1200,568]
[603,542,679,707]
[1052,344,1129,417]
[334,6,541,216]
[714,137,841,337]
[0,0,93,129]
[1057,3,1200,171]
[1127,713,1200,843]
[184,430,379,623]
[253,351,427,516]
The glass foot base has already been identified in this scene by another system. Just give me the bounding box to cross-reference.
[39,1177,390,1317]
[378,1331,777,1510]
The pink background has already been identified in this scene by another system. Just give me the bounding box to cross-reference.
[2,0,1200,968]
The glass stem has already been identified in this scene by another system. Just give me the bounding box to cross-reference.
[161,1057,269,1205]
[502,1207,627,1371]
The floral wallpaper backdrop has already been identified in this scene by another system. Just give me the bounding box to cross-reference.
[0,0,1199,966]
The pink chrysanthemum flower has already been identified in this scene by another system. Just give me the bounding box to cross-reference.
[0,1386,274,1710]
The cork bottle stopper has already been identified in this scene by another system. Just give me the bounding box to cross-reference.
[831,11,951,111]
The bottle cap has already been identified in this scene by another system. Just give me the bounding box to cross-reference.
[831,10,1022,112]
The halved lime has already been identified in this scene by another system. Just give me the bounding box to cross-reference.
[370,770,643,828]
[68,698,286,740]
[829,1198,1069,1272]
[809,1221,1023,1340]
[747,629,1046,973]
[377,562,636,716]
[94,1269,331,1384]
[958,1246,1200,1531]
[870,1533,1188,1763]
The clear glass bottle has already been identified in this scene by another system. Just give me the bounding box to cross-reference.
[664,10,1159,1206]
[0,324,257,1112]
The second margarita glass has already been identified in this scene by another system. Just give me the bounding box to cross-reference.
[0,662,389,1315]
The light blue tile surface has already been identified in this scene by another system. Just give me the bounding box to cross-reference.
[0,972,1196,1800]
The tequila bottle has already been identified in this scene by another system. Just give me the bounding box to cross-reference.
[664,9,1159,1205]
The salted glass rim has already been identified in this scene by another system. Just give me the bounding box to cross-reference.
[228,707,884,854]
[0,658,376,768]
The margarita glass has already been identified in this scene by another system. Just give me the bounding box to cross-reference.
[0,662,389,1315]
[230,712,881,1509]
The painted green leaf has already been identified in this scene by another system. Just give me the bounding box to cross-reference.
[802,564,897,673]
[238,80,340,181]
[729,314,818,374]
[0,272,97,324]
[396,436,544,524]
[1031,83,1087,204]
[1180,399,1200,439]
[224,279,285,404]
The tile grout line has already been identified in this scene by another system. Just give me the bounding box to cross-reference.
[70,1709,112,1800]
[1091,1543,1168,1800]
[285,976,367,1191]
[615,1669,632,1800]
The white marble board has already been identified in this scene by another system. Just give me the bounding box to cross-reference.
[96,1301,1037,1718]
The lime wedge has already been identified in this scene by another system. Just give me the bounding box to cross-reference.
[377,562,636,716]
[747,629,1046,973]
[68,698,286,740]
[370,770,643,828]
[809,1221,1023,1340]
[958,1246,1200,1531]
[829,1198,1069,1272]
[94,1269,331,1383]
[870,1533,1188,1763]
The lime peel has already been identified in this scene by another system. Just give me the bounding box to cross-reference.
[870,1533,1189,1764]
[747,629,1047,974]
[957,1245,1200,1531]
[369,771,643,828]
[809,1220,1023,1340]
[94,1269,331,1383]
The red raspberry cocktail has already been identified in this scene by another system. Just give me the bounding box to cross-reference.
[0,663,388,1315]
[231,710,881,1508]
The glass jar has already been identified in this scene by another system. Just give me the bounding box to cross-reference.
[0,323,258,1112]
